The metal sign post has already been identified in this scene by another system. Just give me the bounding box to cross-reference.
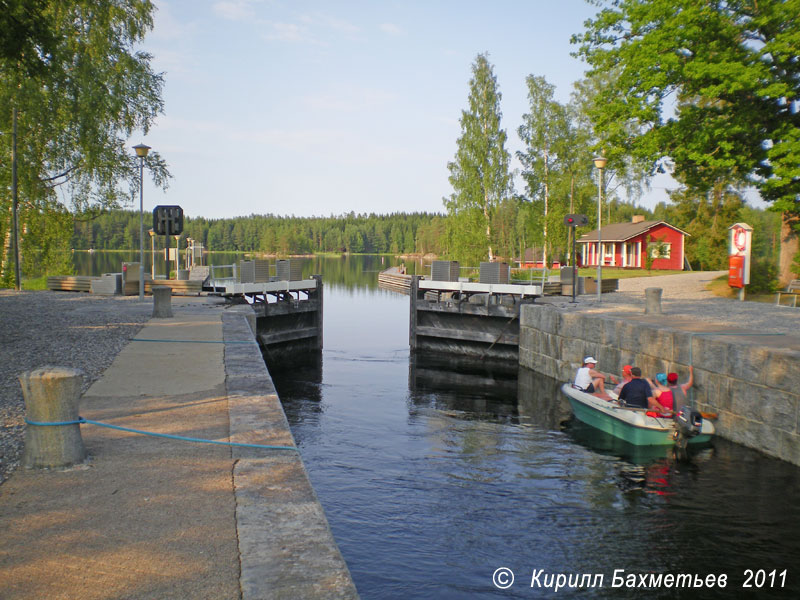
[153,206,184,280]
[564,214,589,303]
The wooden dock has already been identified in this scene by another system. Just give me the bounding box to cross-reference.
[378,266,413,294]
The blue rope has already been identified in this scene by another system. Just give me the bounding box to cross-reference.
[24,417,298,452]
[131,338,254,344]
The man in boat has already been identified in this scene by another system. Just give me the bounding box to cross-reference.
[618,367,667,413]
[573,357,617,398]
[666,368,694,415]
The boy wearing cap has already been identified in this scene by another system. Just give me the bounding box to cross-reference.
[613,365,633,395]
[574,357,617,398]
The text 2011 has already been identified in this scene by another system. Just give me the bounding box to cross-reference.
[743,569,787,589]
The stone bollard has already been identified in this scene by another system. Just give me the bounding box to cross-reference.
[645,287,663,314]
[152,285,173,318]
[20,367,86,469]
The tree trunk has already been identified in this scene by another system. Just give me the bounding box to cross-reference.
[778,212,799,286]
[543,151,549,270]
[485,190,493,261]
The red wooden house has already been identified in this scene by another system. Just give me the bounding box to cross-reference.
[577,216,689,270]
[518,248,561,269]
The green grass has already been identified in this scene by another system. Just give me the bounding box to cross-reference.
[22,276,48,290]
[705,274,780,303]
[510,267,685,282]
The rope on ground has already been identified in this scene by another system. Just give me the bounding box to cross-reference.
[24,417,299,452]
[131,338,254,344]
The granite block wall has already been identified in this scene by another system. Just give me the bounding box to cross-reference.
[519,304,800,466]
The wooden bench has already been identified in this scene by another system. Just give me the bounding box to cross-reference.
[47,276,96,292]
[775,279,800,307]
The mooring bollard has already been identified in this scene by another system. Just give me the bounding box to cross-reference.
[20,367,86,469]
[152,285,173,318]
[645,287,663,314]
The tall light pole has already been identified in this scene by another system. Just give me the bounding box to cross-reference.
[593,155,607,301]
[133,143,151,300]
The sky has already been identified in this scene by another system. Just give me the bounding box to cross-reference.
[133,0,682,220]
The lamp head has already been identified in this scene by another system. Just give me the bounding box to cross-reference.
[593,156,608,170]
[133,143,151,158]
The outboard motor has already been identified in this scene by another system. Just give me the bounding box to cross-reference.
[673,406,703,449]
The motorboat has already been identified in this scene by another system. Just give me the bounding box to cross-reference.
[561,383,714,446]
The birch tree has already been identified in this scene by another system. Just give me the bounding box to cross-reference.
[1,0,169,283]
[445,53,512,264]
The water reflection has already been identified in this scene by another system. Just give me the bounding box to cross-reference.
[409,352,518,421]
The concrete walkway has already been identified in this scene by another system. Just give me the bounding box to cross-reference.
[0,298,357,599]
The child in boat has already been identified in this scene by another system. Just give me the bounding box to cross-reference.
[646,373,673,417]
[612,365,633,395]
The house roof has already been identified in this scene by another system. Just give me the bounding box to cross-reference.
[577,220,690,243]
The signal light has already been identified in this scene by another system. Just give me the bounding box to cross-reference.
[564,214,589,226]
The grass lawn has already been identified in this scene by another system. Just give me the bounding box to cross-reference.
[511,267,685,282]
[705,274,780,303]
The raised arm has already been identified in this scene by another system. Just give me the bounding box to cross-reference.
[681,366,694,394]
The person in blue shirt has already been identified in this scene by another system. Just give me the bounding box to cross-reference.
[619,367,666,412]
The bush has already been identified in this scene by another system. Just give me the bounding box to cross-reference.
[747,256,779,294]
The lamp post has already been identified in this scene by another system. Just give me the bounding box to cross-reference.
[593,155,607,301]
[133,143,151,301]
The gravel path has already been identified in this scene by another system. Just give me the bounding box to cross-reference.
[0,291,152,484]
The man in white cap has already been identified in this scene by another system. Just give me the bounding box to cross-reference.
[573,356,616,398]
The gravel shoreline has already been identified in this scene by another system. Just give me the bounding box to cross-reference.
[0,291,152,484]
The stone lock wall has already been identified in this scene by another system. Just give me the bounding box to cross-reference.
[519,304,800,466]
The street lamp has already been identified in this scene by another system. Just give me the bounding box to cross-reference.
[133,143,151,301]
[593,155,607,301]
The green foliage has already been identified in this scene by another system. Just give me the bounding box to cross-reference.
[445,53,512,263]
[792,249,800,278]
[572,0,800,281]
[748,256,780,294]
[71,210,442,256]
[0,0,169,283]
[573,0,800,203]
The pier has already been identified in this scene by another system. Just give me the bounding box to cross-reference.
[0,296,356,599]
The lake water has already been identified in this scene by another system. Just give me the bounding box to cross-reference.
[76,253,800,598]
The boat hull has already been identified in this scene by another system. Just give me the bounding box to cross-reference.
[562,384,714,446]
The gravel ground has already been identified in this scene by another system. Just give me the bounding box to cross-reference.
[546,270,800,337]
[0,291,152,485]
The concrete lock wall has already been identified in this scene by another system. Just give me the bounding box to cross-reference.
[519,304,800,466]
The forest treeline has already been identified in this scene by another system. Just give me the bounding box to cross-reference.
[72,211,447,257]
[71,198,781,276]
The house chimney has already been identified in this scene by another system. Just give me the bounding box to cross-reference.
[631,215,645,224]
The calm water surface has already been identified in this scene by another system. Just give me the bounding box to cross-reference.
[78,253,800,598]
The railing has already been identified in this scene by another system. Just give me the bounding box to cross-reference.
[209,263,238,283]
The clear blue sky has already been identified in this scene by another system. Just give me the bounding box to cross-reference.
[135,0,676,219]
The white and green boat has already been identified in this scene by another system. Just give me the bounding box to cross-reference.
[561,383,715,446]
